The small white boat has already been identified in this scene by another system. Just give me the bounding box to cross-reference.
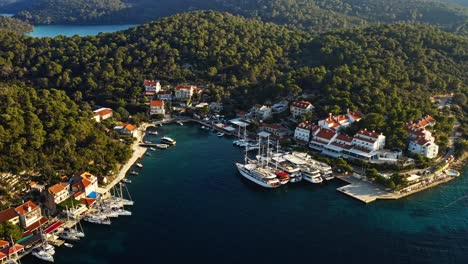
[217,132,225,137]
[149,147,156,151]
[59,232,80,241]
[177,121,184,126]
[38,242,55,256]
[122,178,132,184]
[63,243,73,248]
[113,208,132,216]
[84,216,111,225]
[201,125,205,129]
[130,171,139,176]
[156,144,169,149]
[148,131,158,135]
[136,163,143,168]
[145,152,152,156]
[32,249,54,262]
[161,137,176,145]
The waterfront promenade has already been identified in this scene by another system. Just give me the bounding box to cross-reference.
[96,123,148,195]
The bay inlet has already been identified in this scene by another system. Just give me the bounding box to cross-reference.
[22,123,468,264]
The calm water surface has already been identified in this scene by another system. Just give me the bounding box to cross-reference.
[26,24,137,37]
[24,123,468,264]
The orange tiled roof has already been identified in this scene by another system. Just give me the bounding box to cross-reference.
[348,111,364,120]
[315,128,336,140]
[124,123,136,131]
[80,198,96,207]
[150,100,164,107]
[0,240,9,248]
[0,208,17,223]
[291,100,312,109]
[336,134,353,143]
[14,201,38,215]
[144,80,159,86]
[356,129,381,139]
[48,183,69,196]
[0,244,24,256]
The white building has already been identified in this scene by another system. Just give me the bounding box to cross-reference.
[150,100,165,115]
[114,123,137,137]
[290,100,313,119]
[157,91,172,101]
[47,183,70,204]
[250,104,272,121]
[175,85,201,100]
[294,121,319,144]
[144,80,161,93]
[352,129,386,152]
[14,201,43,229]
[409,138,439,159]
[92,108,113,122]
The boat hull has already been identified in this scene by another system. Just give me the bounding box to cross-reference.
[236,163,279,188]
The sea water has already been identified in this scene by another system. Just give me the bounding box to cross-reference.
[23,123,468,263]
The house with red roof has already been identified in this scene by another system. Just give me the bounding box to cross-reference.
[175,85,200,100]
[92,107,113,122]
[144,80,161,93]
[309,128,338,151]
[409,137,439,159]
[290,100,314,119]
[294,121,320,144]
[0,243,24,261]
[114,122,138,137]
[14,201,42,229]
[318,111,364,130]
[45,183,71,213]
[406,115,438,158]
[0,208,20,226]
[352,129,386,152]
[72,172,98,197]
[150,100,165,116]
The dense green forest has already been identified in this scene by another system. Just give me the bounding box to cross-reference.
[2,0,467,35]
[0,83,131,181]
[0,16,32,34]
[0,11,466,147]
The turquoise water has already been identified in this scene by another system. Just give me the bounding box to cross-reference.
[23,123,468,263]
[26,24,137,37]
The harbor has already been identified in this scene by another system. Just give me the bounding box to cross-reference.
[9,123,466,264]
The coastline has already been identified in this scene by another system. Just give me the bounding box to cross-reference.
[96,123,148,195]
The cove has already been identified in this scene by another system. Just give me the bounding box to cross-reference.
[22,123,468,264]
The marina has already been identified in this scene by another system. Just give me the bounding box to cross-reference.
[9,122,466,264]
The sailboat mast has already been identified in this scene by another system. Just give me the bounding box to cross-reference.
[266,135,269,167]
[275,140,279,170]
[258,135,262,166]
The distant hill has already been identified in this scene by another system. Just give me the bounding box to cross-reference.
[1,0,467,35]
[0,16,32,34]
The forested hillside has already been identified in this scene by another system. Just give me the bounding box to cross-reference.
[0,83,131,181]
[0,16,32,34]
[0,11,466,146]
[2,0,467,35]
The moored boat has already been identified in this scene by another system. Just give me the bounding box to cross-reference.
[136,163,143,168]
[130,171,139,176]
[149,147,156,151]
[217,132,225,137]
[161,137,176,145]
[63,243,73,248]
[156,143,169,149]
[83,216,111,225]
[236,163,281,188]
[59,232,80,241]
[122,178,132,184]
[32,249,54,262]
[148,131,158,135]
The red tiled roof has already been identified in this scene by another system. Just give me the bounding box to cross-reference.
[354,135,377,144]
[94,108,112,116]
[124,123,136,132]
[297,121,317,130]
[48,183,69,196]
[356,129,381,139]
[29,181,37,188]
[81,178,92,188]
[15,201,38,215]
[336,134,353,142]
[291,100,312,109]
[144,91,155,96]
[425,115,436,123]
[150,100,164,107]
[0,240,8,248]
[315,128,336,140]
[176,85,196,91]
[80,198,96,207]
[144,80,159,86]
[0,244,24,256]
[331,142,353,150]
[310,138,329,145]
[73,191,85,198]
[323,117,340,128]
[0,208,18,223]
[351,146,372,153]
[413,137,432,146]
[348,111,364,120]
[0,252,7,260]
